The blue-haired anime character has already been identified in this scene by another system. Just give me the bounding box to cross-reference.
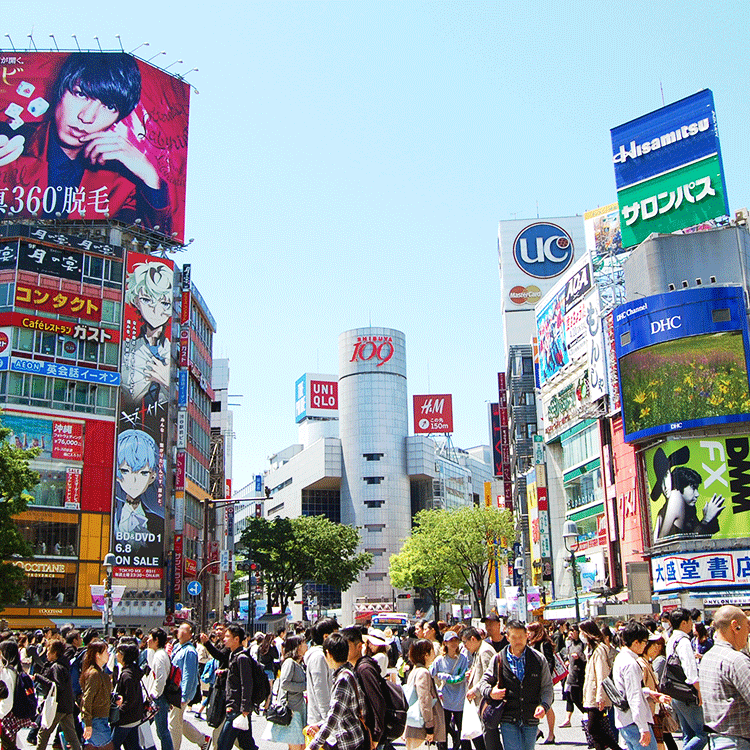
[113,429,163,546]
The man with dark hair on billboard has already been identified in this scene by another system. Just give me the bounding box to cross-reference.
[0,52,171,231]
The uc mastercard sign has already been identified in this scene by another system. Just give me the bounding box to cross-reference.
[513,223,575,279]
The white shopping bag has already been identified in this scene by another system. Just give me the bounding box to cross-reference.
[460,697,482,741]
[41,683,57,730]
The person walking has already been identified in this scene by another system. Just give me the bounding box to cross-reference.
[109,641,144,750]
[404,639,445,750]
[526,622,557,744]
[80,641,113,750]
[269,635,307,750]
[580,620,621,750]
[699,605,750,750]
[666,609,707,750]
[33,638,82,750]
[145,627,175,750]
[478,620,553,750]
[304,618,338,727]
[431,631,469,750]
[645,636,679,750]
[305,633,369,750]
[560,623,586,728]
[611,622,668,750]
[463,627,494,750]
[0,639,36,750]
[217,625,255,750]
[169,623,211,750]
[637,636,672,750]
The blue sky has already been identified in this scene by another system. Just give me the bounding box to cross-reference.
[5,1,750,491]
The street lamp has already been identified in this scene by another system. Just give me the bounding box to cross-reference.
[514,555,525,622]
[102,552,116,638]
[563,520,581,623]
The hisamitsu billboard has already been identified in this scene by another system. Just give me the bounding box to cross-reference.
[0,52,190,241]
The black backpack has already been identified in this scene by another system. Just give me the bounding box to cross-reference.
[659,652,698,705]
[13,670,37,719]
[247,651,270,713]
[164,663,183,707]
[380,677,407,741]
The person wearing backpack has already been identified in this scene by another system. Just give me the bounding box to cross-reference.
[217,625,255,750]
[146,627,175,750]
[33,638,82,750]
[665,609,707,750]
[0,639,37,750]
[169,623,211,750]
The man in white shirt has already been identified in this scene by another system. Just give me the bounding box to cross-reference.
[612,621,668,750]
[147,627,174,750]
[666,609,707,750]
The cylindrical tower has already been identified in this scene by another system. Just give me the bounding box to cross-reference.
[338,327,409,620]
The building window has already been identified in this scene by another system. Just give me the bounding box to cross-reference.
[364,524,385,532]
[363,477,384,485]
[363,453,384,461]
[364,500,384,508]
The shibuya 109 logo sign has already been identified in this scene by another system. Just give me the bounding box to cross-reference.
[513,223,575,280]
[350,335,395,367]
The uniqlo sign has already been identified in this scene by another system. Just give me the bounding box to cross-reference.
[413,394,454,434]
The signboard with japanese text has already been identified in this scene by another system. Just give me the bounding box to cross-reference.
[0,223,123,259]
[413,394,453,434]
[1,411,84,460]
[9,356,119,385]
[0,312,119,343]
[113,250,173,580]
[615,286,750,442]
[611,90,728,248]
[0,52,190,241]
[15,282,102,321]
[652,549,750,592]
[646,435,750,545]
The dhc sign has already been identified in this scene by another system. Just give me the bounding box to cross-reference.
[513,222,575,280]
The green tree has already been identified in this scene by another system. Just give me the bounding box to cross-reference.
[0,420,40,611]
[397,507,515,619]
[239,515,372,613]
[389,531,460,617]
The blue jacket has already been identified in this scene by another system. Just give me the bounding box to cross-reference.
[171,641,199,704]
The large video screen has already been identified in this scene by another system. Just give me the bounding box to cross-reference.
[620,331,750,439]
[0,52,189,240]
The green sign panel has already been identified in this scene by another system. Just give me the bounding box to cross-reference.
[617,154,729,248]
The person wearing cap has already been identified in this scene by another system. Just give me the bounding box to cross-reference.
[431,631,470,750]
[483,613,508,653]
[699,605,750,750]
[364,629,389,676]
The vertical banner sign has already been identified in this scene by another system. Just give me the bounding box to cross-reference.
[490,404,503,477]
[498,373,513,510]
[181,264,191,324]
[174,534,183,600]
[113,251,174,579]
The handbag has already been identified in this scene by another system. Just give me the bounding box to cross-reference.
[479,654,505,729]
[601,675,628,712]
[460,697,482,741]
[108,694,121,726]
[264,679,292,726]
[552,651,568,685]
[40,682,57,730]
[206,681,227,728]
[404,671,437,729]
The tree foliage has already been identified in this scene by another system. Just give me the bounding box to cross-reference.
[389,530,460,618]
[239,515,372,612]
[0,421,40,611]
[393,506,515,619]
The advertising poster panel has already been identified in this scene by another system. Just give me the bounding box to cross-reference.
[0,52,190,240]
[611,90,729,248]
[498,216,585,314]
[413,394,453,433]
[614,286,750,442]
[646,436,750,545]
[652,549,750,592]
[295,373,339,423]
[112,250,173,579]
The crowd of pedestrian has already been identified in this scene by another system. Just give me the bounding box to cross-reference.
[1,605,749,750]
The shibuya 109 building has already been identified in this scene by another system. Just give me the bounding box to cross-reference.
[261,327,493,622]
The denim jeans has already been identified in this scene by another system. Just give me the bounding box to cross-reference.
[153,695,175,750]
[711,736,750,750]
[111,724,140,750]
[498,721,540,750]
[89,717,112,747]
[619,722,658,750]
[672,699,708,750]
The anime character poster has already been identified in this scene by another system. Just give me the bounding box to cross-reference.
[0,52,189,240]
[645,436,750,544]
[112,250,173,579]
